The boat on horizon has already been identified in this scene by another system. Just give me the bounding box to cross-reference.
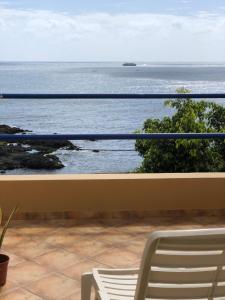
[122,62,137,66]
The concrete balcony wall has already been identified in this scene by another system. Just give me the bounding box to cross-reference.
[0,173,225,217]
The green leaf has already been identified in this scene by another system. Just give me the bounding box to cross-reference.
[0,205,18,249]
[135,89,225,173]
[0,207,2,227]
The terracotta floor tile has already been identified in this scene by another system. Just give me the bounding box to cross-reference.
[95,229,137,246]
[8,261,49,286]
[65,238,111,258]
[14,225,57,237]
[62,259,108,281]
[62,290,81,300]
[40,225,107,243]
[34,249,83,272]
[4,216,224,300]
[93,247,140,268]
[53,225,107,236]
[3,235,30,249]
[63,288,96,300]
[1,250,27,267]
[27,273,79,300]
[0,280,18,297]
[77,230,117,241]
[66,225,107,234]
[0,288,43,300]
[167,223,203,230]
[5,240,56,260]
[43,230,85,248]
[123,237,147,256]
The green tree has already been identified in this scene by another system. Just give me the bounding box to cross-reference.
[135,88,225,172]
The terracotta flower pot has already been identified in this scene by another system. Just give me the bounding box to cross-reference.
[0,254,9,286]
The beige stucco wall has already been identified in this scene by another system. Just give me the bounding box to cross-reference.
[0,173,225,214]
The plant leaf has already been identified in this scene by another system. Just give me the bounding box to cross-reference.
[0,207,2,227]
[0,205,18,249]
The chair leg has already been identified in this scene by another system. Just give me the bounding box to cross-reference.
[81,272,93,300]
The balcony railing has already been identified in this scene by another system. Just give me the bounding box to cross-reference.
[1,93,225,99]
[1,93,225,142]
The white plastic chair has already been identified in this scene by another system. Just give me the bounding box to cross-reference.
[81,228,225,300]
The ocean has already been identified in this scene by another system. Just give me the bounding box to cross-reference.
[0,62,225,174]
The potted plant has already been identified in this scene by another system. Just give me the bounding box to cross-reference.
[0,206,18,286]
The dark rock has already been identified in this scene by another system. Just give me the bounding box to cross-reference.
[0,143,64,170]
[0,143,25,155]
[0,124,27,134]
[22,140,80,154]
[0,125,80,171]
[19,153,64,169]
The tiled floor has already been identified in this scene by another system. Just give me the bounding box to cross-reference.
[0,216,225,300]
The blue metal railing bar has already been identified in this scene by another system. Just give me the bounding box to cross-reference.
[0,133,225,142]
[1,93,225,99]
[1,93,224,142]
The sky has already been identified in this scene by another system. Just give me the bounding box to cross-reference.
[0,0,225,61]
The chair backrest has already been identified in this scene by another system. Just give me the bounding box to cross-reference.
[135,228,225,300]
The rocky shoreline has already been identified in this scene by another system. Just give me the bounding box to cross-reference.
[0,125,80,173]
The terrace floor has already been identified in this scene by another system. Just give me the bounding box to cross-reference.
[1,215,225,300]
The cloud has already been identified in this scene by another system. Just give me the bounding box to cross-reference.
[0,7,225,61]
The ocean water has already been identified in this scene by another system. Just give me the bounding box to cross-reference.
[0,62,225,174]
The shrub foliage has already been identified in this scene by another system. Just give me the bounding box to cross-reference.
[135,88,225,172]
